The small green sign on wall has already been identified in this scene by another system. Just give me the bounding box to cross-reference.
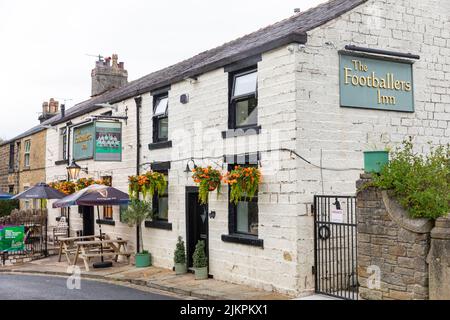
[339,52,414,112]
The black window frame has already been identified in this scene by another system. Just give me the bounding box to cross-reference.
[8,143,14,171]
[228,67,258,130]
[152,93,169,143]
[60,127,68,161]
[152,170,169,222]
[227,163,259,238]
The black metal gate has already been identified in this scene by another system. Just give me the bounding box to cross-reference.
[314,195,358,300]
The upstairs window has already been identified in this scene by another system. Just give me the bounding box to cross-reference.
[59,128,67,161]
[8,143,14,171]
[24,140,31,168]
[229,68,258,129]
[153,95,169,142]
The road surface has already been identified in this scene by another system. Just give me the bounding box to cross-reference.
[0,274,179,300]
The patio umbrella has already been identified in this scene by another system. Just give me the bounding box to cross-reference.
[53,184,129,268]
[11,182,66,256]
[0,191,13,200]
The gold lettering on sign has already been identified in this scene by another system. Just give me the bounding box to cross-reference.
[343,59,411,106]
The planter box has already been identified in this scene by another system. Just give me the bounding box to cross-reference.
[364,151,389,173]
[194,267,208,280]
[135,253,151,268]
[175,263,187,275]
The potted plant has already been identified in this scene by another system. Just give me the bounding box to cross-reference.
[192,166,222,204]
[174,236,187,275]
[128,171,167,201]
[121,199,153,267]
[192,240,208,280]
[224,166,261,205]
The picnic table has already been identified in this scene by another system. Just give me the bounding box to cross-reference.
[73,239,131,271]
[58,235,103,264]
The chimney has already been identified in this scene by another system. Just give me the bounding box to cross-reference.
[91,54,128,97]
[38,98,60,123]
[60,104,66,118]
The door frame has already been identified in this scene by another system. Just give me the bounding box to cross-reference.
[185,186,209,272]
[81,206,95,236]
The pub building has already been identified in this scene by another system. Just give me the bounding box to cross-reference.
[8,0,448,297]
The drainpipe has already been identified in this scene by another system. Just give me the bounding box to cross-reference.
[134,96,142,253]
[65,121,71,236]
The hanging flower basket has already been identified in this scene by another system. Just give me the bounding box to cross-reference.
[192,166,222,205]
[49,178,112,195]
[224,166,261,205]
[128,171,167,201]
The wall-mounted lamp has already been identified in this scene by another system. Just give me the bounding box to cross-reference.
[209,211,216,219]
[184,158,197,173]
[67,160,88,180]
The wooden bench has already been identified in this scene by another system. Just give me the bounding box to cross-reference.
[73,239,130,271]
[58,235,103,264]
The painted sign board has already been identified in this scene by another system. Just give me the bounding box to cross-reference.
[330,209,344,224]
[0,225,25,252]
[73,123,95,160]
[94,122,122,161]
[339,52,414,112]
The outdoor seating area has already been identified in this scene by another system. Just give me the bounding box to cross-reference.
[57,234,131,271]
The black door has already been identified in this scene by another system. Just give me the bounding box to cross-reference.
[81,206,95,236]
[185,187,209,270]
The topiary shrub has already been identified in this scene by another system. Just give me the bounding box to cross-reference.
[192,240,207,269]
[370,139,449,220]
[174,236,186,264]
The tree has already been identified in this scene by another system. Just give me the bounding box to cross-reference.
[121,199,152,253]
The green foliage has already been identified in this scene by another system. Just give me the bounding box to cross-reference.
[0,200,19,217]
[371,140,450,220]
[174,236,186,264]
[141,250,149,255]
[192,240,207,268]
[121,199,152,227]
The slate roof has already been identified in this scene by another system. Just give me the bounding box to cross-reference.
[3,0,367,144]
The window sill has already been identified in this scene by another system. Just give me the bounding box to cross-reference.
[148,140,172,150]
[23,167,31,171]
[96,219,116,226]
[221,126,261,138]
[55,160,69,166]
[145,220,172,230]
[221,234,263,248]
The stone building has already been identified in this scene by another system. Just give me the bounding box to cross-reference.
[4,0,449,297]
[0,99,61,208]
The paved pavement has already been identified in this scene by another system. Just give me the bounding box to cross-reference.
[0,274,178,300]
[0,255,290,300]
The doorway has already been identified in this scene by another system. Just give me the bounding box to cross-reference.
[81,206,95,236]
[185,186,209,270]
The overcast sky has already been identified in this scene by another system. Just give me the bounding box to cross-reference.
[0,0,327,140]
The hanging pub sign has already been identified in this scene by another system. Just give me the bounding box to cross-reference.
[73,122,95,160]
[0,225,25,252]
[339,52,414,112]
[94,121,122,161]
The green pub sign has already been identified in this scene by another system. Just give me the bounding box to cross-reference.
[339,52,414,112]
[73,122,95,160]
[72,121,122,161]
[95,121,122,162]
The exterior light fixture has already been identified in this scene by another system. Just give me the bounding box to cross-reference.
[67,160,88,180]
[184,159,197,173]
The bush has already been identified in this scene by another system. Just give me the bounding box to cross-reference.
[371,140,449,219]
[0,200,19,217]
[192,240,207,268]
[174,236,186,264]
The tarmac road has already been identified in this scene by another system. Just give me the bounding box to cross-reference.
[0,274,179,300]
